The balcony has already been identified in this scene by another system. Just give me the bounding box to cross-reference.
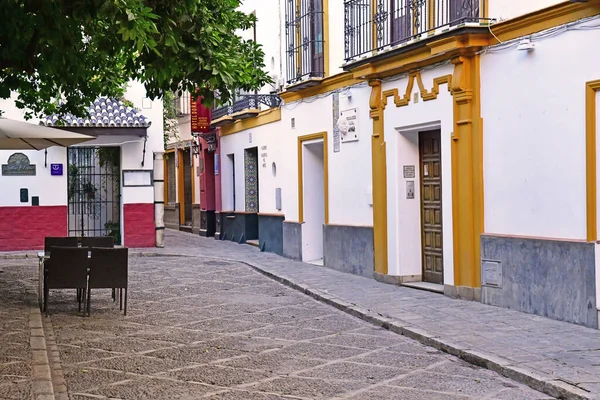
[210,94,282,128]
[285,0,325,90]
[344,0,492,62]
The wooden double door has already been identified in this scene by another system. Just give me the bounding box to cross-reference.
[419,130,444,284]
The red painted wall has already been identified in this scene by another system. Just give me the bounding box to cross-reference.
[123,203,155,248]
[0,206,67,251]
[199,147,216,211]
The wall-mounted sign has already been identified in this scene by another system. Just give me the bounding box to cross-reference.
[122,170,153,187]
[190,94,212,133]
[50,164,63,176]
[338,108,358,142]
[403,165,415,179]
[261,145,268,168]
[2,153,36,176]
[214,153,220,175]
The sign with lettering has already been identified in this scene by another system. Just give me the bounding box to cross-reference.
[190,94,212,133]
[2,153,36,176]
[50,164,63,176]
[403,165,415,179]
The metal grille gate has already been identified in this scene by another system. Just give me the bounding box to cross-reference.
[67,147,121,242]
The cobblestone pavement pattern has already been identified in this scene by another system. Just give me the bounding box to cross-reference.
[0,261,35,399]
[133,230,600,399]
[35,253,553,400]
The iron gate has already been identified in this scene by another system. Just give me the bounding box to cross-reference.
[67,147,121,242]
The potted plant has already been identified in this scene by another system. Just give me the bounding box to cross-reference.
[82,181,97,200]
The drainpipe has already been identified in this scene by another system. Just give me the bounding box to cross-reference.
[154,151,165,247]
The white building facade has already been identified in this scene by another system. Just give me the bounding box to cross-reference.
[205,0,600,329]
[0,81,164,249]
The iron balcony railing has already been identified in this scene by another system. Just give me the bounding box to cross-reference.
[212,94,282,121]
[344,0,490,61]
[285,0,325,84]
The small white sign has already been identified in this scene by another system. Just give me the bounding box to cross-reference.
[123,170,153,187]
[338,108,358,143]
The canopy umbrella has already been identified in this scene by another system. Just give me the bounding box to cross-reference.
[0,117,95,150]
[0,118,95,273]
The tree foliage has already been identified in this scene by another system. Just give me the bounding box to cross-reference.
[0,0,270,118]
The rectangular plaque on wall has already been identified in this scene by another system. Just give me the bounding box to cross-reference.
[403,165,415,179]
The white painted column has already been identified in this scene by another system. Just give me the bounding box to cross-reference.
[154,152,165,248]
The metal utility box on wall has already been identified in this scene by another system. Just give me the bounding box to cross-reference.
[275,188,282,211]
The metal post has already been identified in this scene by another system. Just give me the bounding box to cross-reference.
[154,152,165,248]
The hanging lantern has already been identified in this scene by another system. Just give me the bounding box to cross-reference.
[190,95,212,133]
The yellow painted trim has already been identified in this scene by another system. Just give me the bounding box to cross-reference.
[428,0,435,30]
[369,80,388,275]
[177,149,185,225]
[323,0,329,78]
[163,158,168,205]
[220,108,281,136]
[280,72,362,103]
[450,55,484,288]
[586,80,600,242]
[297,132,329,224]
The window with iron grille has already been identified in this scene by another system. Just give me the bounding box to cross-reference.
[344,0,484,61]
[167,155,176,204]
[285,0,325,84]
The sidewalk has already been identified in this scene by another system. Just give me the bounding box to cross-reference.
[139,230,600,400]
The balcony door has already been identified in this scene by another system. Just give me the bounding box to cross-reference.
[310,0,324,76]
[450,0,480,25]
[390,0,411,45]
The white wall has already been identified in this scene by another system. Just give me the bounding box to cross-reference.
[120,81,164,206]
[488,0,563,22]
[383,63,455,285]
[0,95,68,207]
[220,120,284,214]
[281,87,373,226]
[481,20,600,240]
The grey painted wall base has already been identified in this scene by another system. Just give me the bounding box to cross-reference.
[215,212,223,240]
[200,210,216,237]
[258,215,284,256]
[323,225,374,278]
[220,212,258,243]
[164,204,179,230]
[192,205,201,235]
[283,221,302,260]
[481,235,597,328]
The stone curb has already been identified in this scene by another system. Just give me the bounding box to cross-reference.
[236,260,591,400]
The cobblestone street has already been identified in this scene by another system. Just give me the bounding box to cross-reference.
[3,253,552,400]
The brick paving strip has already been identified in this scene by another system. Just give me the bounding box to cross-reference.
[0,260,54,400]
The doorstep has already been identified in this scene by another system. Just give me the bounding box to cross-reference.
[401,281,444,294]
